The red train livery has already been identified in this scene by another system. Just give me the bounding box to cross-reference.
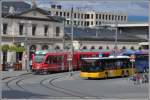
[32,50,111,74]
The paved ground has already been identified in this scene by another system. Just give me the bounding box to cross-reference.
[2,71,149,99]
[1,70,31,80]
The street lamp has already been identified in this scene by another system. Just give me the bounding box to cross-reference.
[0,0,2,99]
[68,7,74,76]
[114,22,118,56]
[148,1,150,96]
[0,0,2,72]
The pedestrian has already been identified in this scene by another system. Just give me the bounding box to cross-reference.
[29,60,32,71]
[136,72,141,85]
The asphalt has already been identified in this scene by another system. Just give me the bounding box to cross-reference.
[1,70,31,80]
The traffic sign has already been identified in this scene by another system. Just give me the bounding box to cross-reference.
[130,55,135,62]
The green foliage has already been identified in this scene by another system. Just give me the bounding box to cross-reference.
[1,44,9,51]
[1,45,25,52]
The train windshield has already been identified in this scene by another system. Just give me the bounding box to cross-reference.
[81,59,104,72]
[34,54,45,63]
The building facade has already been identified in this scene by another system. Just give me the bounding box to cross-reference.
[49,5,128,28]
[1,7,64,70]
[64,22,148,51]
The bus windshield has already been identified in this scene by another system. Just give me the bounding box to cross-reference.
[34,54,45,63]
[81,59,104,72]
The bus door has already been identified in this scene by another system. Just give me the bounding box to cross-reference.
[102,59,114,77]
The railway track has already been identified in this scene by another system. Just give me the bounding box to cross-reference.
[40,72,102,99]
[3,72,104,99]
[4,74,33,91]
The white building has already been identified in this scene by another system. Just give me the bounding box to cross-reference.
[49,5,128,28]
[1,7,65,70]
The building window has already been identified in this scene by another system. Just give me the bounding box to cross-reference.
[91,46,95,49]
[124,16,126,21]
[99,14,101,19]
[56,11,58,15]
[115,15,117,20]
[81,21,83,26]
[56,26,60,36]
[118,16,120,20]
[85,14,90,19]
[74,13,76,18]
[81,14,83,19]
[63,12,66,16]
[67,12,69,18]
[67,20,69,24]
[78,21,80,25]
[19,23,24,35]
[96,14,98,19]
[32,24,36,36]
[91,21,93,25]
[91,14,93,19]
[99,46,103,50]
[83,46,87,49]
[42,45,49,50]
[106,15,108,20]
[121,16,123,21]
[44,25,48,36]
[109,15,111,20]
[130,46,135,50]
[60,12,62,16]
[99,21,101,25]
[106,46,109,50]
[3,23,8,34]
[102,14,105,20]
[112,15,114,20]
[78,14,80,18]
[74,21,77,25]
[96,21,98,25]
[85,21,89,26]
[55,45,60,50]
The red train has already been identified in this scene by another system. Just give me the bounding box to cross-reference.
[32,50,111,74]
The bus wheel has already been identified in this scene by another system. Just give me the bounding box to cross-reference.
[105,72,108,79]
[121,71,125,77]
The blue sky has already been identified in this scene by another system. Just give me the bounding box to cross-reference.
[28,0,149,22]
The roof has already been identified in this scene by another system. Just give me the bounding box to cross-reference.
[64,27,148,42]
[4,7,65,23]
[110,22,148,27]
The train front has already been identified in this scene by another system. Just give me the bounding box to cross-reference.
[32,50,48,74]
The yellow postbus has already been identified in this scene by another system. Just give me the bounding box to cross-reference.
[80,56,135,79]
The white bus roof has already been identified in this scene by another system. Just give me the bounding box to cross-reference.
[82,56,129,60]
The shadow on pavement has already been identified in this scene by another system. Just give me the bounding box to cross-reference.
[2,90,49,99]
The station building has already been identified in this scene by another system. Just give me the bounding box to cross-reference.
[1,5,65,70]
[64,22,148,51]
